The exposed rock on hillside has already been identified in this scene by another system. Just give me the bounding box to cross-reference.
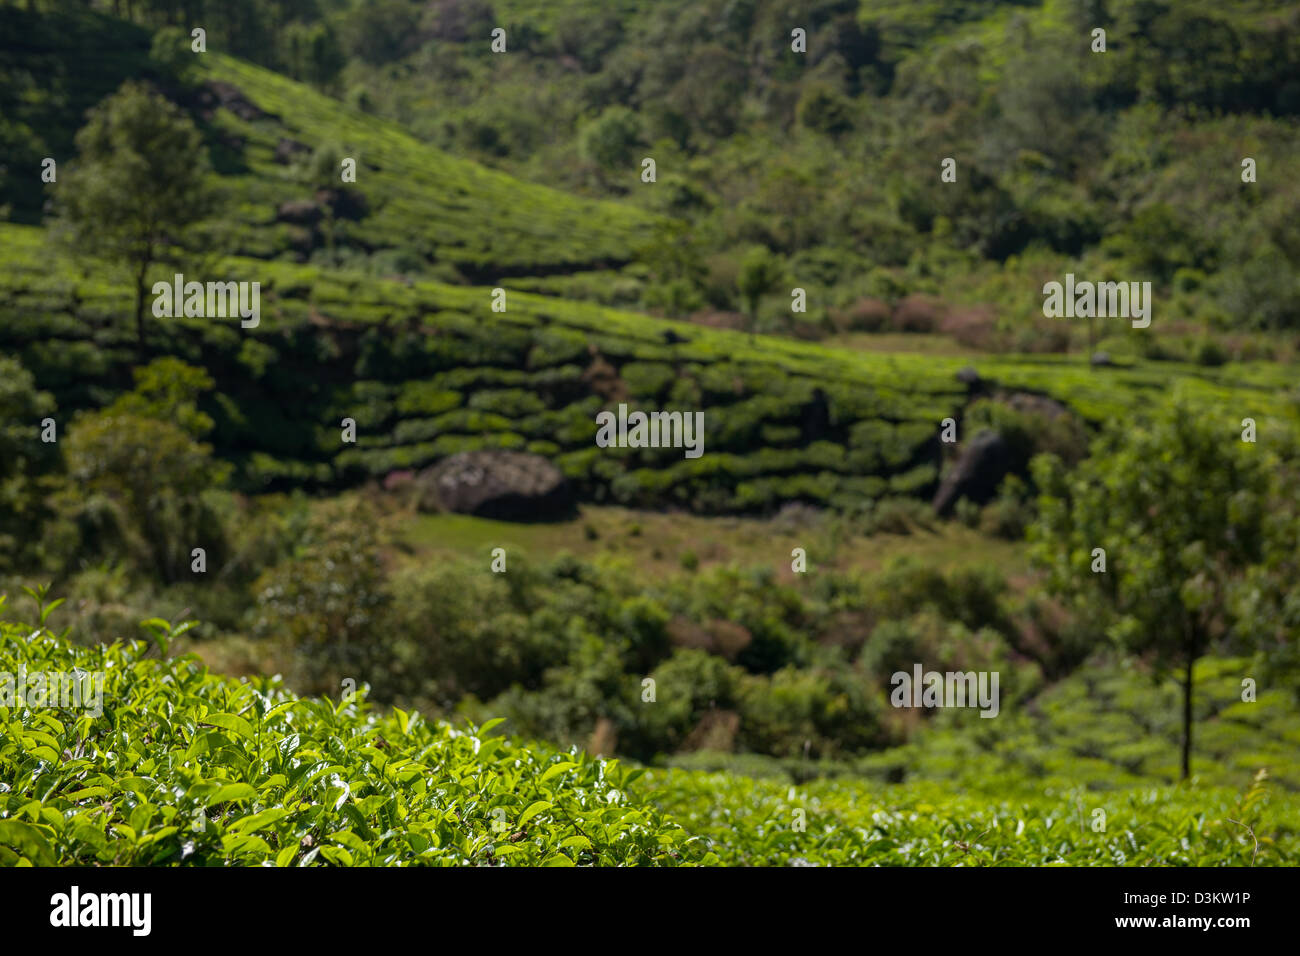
[931,430,1011,516]
[196,80,276,122]
[417,450,575,522]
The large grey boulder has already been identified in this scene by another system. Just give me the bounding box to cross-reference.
[417,450,575,522]
[1003,391,1070,420]
[931,430,1012,516]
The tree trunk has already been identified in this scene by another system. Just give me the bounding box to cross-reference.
[1180,649,1195,780]
[134,278,147,356]
[133,248,152,362]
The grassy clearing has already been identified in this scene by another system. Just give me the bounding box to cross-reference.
[400,504,1029,581]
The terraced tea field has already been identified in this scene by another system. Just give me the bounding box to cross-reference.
[5,221,1296,515]
[200,54,658,275]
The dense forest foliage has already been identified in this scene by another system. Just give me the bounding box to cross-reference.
[6,0,1299,347]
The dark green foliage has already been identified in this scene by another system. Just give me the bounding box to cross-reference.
[1031,403,1277,778]
[50,80,217,351]
[579,106,644,175]
[59,360,231,585]
[0,356,61,572]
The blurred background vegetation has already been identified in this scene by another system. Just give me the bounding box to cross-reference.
[1,0,1298,824]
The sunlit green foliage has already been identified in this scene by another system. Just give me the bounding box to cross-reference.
[1031,403,1279,777]
[0,601,702,867]
[651,768,1297,866]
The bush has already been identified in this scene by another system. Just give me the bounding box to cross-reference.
[891,295,942,333]
[0,605,697,866]
[0,356,62,572]
[864,497,931,534]
[579,106,644,175]
[939,305,1001,350]
[63,406,229,584]
[1195,339,1229,367]
[383,559,560,706]
[979,495,1031,540]
[833,297,892,333]
[249,498,390,693]
[620,649,743,758]
[736,665,888,758]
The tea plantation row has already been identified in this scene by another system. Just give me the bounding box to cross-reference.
[0,607,697,866]
[3,607,1294,866]
[5,222,1296,514]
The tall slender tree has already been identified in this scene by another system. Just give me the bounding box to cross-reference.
[737,246,781,340]
[1029,401,1271,780]
[53,80,216,357]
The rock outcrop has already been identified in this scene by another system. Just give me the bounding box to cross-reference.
[931,430,1012,516]
[416,450,576,522]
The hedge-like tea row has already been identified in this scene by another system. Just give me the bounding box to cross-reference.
[4,222,1296,513]
[0,607,703,866]
[4,602,1295,867]
[650,768,1298,866]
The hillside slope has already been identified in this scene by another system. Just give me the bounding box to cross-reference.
[5,221,1296,513]
[0,4,658,278]
[197,52,660,277]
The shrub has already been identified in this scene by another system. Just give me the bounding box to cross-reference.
[249,498,390,693]
[736,665,887,758]
[621,649,743,758]
[865,497,931,534]
[891,295,942,333]
[0,604,698,866]
[833,297,892,333]
[63,409,229,584]
[939,305,1001,350]
[979,495,1031,540]
[1196,339,1229,367]
[579,105,644,179]
[979,474,1033,540]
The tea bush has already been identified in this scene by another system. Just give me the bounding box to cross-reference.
[0,601,703,866]
[2,594,1298,866]
[650,769,1298,866]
